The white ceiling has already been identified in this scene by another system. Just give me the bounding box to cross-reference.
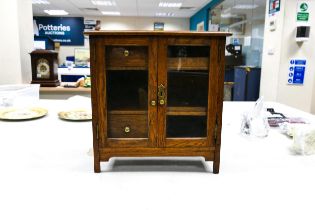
[32,0,212,17]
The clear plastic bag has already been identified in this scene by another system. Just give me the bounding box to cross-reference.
[240,97,270,137]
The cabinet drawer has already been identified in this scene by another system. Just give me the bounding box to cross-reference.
[106,46,148,69]
[108,114,148,138]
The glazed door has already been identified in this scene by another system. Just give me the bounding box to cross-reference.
[157,38,218,147]
[98,37,157,148]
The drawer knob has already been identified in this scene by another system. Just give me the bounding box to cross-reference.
[124,50,129,57]
[159,99,165,105]
[151,100,156,106]
[124,126,131,133]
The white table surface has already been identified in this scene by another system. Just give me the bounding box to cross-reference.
[0,100,315,210]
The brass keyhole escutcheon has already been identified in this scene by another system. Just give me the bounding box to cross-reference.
[124,126,130,133]
[158,84,166,106]
[124,50,129,57]
[151,100,156,106]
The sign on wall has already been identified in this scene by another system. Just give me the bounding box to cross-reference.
[269,0,281,15]
[297,1,310,21]
[154,22,164,31]
[288,59,306,85]
[33,17,84,46]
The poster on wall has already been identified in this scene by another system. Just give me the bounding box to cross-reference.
[297,1,310,22]
[288,58,306,85]
[154,22,164,31]
[84,19,101,31]
[196,21,204,31]
[33,17,84,46]
[269,0,281,15]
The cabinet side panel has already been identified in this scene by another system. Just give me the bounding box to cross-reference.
[213,37,226,174]
[90,37,100,172]
[207,38,217,147]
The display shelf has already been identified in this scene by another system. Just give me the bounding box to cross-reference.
[168,57,208,70]
[108,110,147,115]
[166,106,207,116]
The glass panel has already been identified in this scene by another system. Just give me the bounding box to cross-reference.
[166,45,209,138]
[167,116,207,138]
[106,70,148,110]
[106,46,148,139]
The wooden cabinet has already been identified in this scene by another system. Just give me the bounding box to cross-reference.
[86,31,231,173]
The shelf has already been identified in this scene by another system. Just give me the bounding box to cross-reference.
[40,87,91,93]
[166,106,207,116]
[168,57,208,71]
[107,67,147,71]
[109,109,148,115]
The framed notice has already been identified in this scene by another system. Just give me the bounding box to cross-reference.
[154,22,164,31]
[269,0,281,15]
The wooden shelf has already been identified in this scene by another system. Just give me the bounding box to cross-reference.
[167,106,207,116]
[107,67,147,71]
[40,87,91,93]
[168,57,208,70]
[109,109,148,115]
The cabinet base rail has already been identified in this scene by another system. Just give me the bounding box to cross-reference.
[94,147,220,174]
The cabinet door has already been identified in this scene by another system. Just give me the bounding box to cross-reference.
[96,37,157,148]
[157,38,218,147]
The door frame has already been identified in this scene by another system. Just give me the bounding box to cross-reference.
[156,37,218,148]
[94,36,158,148]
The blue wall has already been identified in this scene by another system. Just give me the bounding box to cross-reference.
[190,0,223,31]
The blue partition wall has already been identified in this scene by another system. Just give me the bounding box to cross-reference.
[190,0,222,31]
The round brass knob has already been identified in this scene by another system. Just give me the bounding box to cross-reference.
[124,50,129,57]
[159,99,165,105]
[124,126,130,133]
[151,100,156,106]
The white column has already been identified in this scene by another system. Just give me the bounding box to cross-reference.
[0,0,33,85]
[261,0,315,113]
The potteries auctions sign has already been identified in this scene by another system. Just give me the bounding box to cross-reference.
[33,17,84,46]
[297,2,310,21]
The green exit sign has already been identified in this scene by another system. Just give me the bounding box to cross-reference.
[297,2,309,21]
[297,12,309,21]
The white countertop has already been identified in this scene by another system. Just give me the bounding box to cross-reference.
[0,100,314,210]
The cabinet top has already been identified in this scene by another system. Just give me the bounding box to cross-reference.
[84,30,232,37]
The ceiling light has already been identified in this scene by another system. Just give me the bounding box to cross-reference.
[91,1,116,6]
[159,2,182,8]
[101,11,120,15]
[32,0,50,4]
[156,12,175,16]
[233,4,259,9]
[44,10,69,15]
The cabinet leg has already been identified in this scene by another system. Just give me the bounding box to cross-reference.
[213,160,220,174]
[213,146,221,174]
[94,160,101,173]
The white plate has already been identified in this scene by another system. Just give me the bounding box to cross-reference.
[0,107,48,120]
[58,109,92,121]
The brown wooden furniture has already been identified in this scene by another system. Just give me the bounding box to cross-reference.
[85,31,231,173]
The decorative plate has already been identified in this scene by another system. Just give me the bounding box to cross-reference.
[58,109,92,121]
[0,107,48,120]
